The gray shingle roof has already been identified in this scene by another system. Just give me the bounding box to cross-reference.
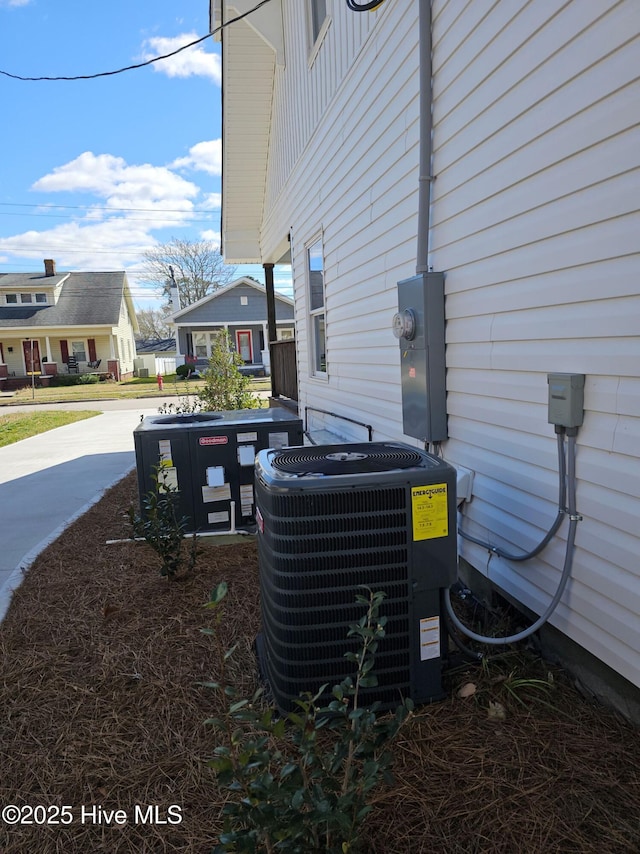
[0,271,128,329]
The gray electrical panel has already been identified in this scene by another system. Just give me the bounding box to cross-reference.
[395,273,447,442]
[547,373,585,428]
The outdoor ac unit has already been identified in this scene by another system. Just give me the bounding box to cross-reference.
[254,441,457,713]
[133,409,303,533]
[137,368,150,378]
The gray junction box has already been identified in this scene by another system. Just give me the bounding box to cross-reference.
[133,409,303,533]
[396,273,448,443]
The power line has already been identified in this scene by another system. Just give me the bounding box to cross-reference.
[0,202,221,214]
[0,211,218,225]
[0,0,274,82]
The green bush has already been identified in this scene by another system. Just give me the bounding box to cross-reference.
[51,374,82,386]
[204,586,413,853]
[198,330,258,411]
[127,464,198,579]
[176,363,195,379]
[79,372,100,384]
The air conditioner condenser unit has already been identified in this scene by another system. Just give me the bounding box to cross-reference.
[254,441,457,713]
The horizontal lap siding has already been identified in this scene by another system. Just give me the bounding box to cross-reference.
[433,0,640,687]
[263,1,419,443]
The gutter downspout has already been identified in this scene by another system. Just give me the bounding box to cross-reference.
[416,0,433,275]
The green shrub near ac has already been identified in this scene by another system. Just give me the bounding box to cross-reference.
[168,331,259,413]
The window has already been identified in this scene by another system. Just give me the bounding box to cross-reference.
[307,236,326,375]
[310,0,327,43]
[72,341,86,362]
[240,295,248,306]
[194,332,208,359]
[35,293,47,303]
[20,293,33,304]
[5,294,17,304]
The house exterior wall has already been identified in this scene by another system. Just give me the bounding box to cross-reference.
[248,0,640,688]
[0,329,115,374]
[113,305,137,377]
[177,284,294,324]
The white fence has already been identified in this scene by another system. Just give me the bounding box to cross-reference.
[134,355,182,376]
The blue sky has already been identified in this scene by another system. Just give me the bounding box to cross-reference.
[0,0,291,308]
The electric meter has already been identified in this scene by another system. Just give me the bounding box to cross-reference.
[392,308,417,340]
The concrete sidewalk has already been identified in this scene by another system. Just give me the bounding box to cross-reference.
[0,404,162,622]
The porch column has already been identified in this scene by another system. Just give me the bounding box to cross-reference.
[264,263,276,345]
[45,336,53,362]
[264,263,277,387]
[109,335,116,359]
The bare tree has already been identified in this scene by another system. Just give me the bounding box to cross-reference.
[136,307,173,341]
[140,238,237,307]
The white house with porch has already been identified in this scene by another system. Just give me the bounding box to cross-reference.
[0,260,138,386]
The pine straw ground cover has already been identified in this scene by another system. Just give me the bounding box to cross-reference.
[0,472,638,854]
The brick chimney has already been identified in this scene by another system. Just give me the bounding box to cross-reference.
[44,259,56,277]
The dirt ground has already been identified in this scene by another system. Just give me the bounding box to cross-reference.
[0,472,638,853]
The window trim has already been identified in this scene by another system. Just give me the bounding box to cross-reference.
[3,291,50,305]
[306,233,327,379]
[71,340,87,363]
[307,0,330,67]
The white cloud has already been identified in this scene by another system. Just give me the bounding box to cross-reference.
[0,149,220,282]
[141,33,221,83]
[201,192,222,210]
[200,229,221,244]
[0,0,32,8]
[32,152,200,226]
[171,140,221,176]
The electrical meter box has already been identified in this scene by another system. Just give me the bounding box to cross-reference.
[394,272,447,442]
[133,409,303,533]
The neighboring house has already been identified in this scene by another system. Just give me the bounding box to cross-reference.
[171,276,294,374]
[135,338,177,356]
[0,259,138,382]
[134,338,178,378]
[213,1,640,710]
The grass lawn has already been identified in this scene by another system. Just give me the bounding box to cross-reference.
[2,375,272,406]
[0,410,101,447]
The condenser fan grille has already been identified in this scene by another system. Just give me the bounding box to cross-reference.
[271,442,425,475]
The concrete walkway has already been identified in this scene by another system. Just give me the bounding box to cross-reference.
[0,401,167,622]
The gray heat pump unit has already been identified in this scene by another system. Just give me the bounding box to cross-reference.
[133,409,303,533]
[254,441,457,713]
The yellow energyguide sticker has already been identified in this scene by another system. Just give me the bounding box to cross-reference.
[411,484,448,540]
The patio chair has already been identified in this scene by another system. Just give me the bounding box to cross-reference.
[67,355,79,373]
[87,359,101,370]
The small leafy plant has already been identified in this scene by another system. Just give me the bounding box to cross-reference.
[127,464,198,580]
[198,330,259,411]
[203,585,413,853]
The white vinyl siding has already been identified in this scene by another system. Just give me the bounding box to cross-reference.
[434,0,640,689]
[243,0,640,689]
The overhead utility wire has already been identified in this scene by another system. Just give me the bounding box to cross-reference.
[0,212,217,225]
[0,0,274,82]
[0,202,221,214]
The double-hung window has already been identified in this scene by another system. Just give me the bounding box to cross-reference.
[72,341,87,362]
[307,236,326,376]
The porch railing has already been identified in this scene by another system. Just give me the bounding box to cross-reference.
[270,339,297,403]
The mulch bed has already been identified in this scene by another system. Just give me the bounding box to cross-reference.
[0,471,638,853]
